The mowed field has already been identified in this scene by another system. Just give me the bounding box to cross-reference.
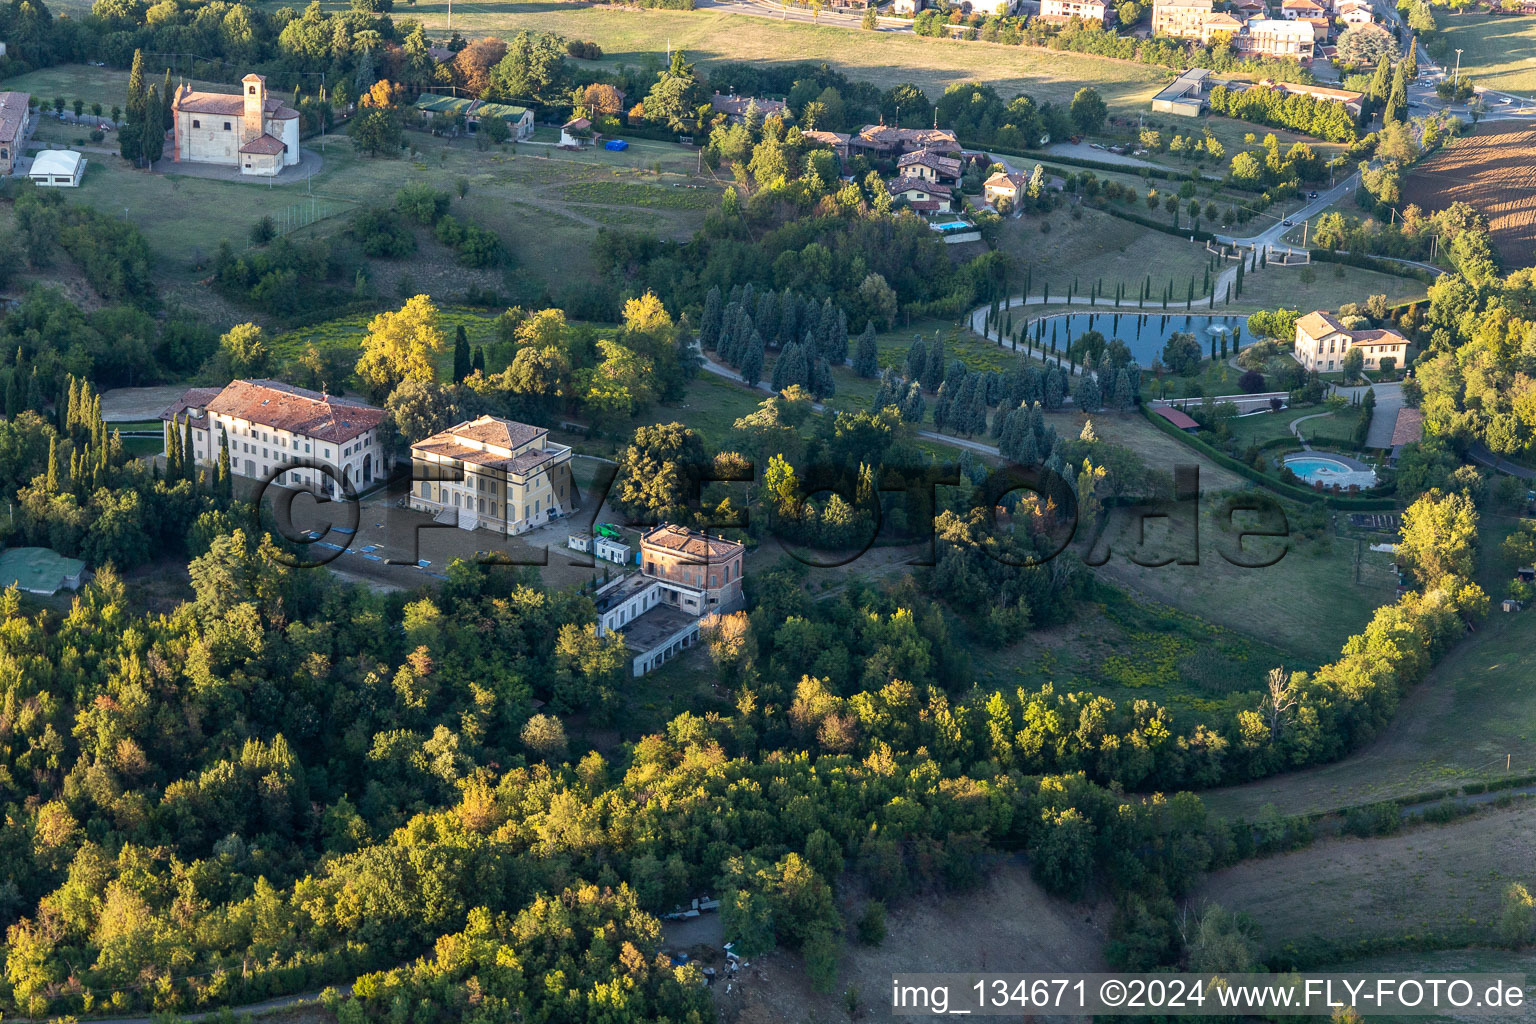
[1203,591,1536,820]
[1403,119,1536,268]
[244,0,1169,113]
[1198,799,1536,958]
[1435,12,1536,96]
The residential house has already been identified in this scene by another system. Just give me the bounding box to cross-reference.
[897,146,963,186]
[893,0,924,12]
[850,124,960,159]
[973,0,1017,14]
[1238,18,1316,58]
[0,91,26,177]
[560,116,594,146]
[1294,311,1410,373]
[1281,0,1325,18]
[161,379,385,496]
[1039,0,1113,22]
[1336,0,1374,23]
[984,168,1063,206]
[1152,0,1214,39]
[1201,11,1245,39]
[886,175,953,213]
[802,129,851,161]
[171,74,300,176]
[408,415,575,535]
[710,92,789,123]
[593,524,746,676]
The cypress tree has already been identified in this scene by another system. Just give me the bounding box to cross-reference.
[854,324,880,377]
[217,430,232,498]
[740,330,766,388]
[453,326,471,382]
[472,345,485,373]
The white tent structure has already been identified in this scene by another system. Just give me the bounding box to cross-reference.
[29,149,84,187]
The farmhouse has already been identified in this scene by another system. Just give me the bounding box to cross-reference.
[1281,0,1325,19]
[887,175,953,213]
[593,524,746,676]
[984,169,1062,206]
[1336,0,1374,23]
[171,74,300,176]
[560,116,594,147]
[27,149,83,187]
[710,92,789,123]
[1039,0,1113,23]
[1294,311,1409,373]
[850,124,960,159]
[161,379,385,496]
[0,90,28,177]
[897,146,963,186]
[408,415,575,535]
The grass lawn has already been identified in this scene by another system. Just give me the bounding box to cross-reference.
[2,65,232,116]
[244,0,1170,114]
[1197,798,1536,956]
[25,102,720,302]
[1237,262,1430,311]
[1224,407,1360,448]
[1435,12,1536,96]
[1091,486,1395,664]
[993,206,1217,301]
[1203,589,1536,820]
[969,582,1308,730]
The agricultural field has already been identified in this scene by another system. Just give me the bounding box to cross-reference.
[1434,12,1536,96]
[244,0,1171,113]
[1198,799,1536,957]
[1403,119,1536,268]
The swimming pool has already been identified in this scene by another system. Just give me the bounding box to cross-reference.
[1283,454,1379,489]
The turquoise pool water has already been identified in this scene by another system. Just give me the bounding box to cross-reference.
[1283,455,1378,489]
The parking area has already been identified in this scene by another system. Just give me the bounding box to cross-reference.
[275,477,617,592]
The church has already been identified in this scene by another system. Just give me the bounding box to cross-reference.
[171,73,300,176]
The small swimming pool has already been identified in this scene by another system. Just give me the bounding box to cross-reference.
[1283,454,1378,489]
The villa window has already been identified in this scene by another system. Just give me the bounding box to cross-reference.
[192,119,200,128]
[223,121,232,130]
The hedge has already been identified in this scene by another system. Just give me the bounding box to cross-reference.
[1309,248,1439,284]
[1141,406,1399,509]
[1092,203,1218,242]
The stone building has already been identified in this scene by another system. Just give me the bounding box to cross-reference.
[408,415,574,535]
[0,91,27,177]
[171,73,300,176]
[1294,311,1409,373]
[161,379,385,495]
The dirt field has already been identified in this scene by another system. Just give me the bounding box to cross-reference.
[1403,120,1536,268]
[726,859,1108,1024]
[1197,801,1536,956]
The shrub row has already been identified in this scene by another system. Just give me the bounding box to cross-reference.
[1309,247,1440,284]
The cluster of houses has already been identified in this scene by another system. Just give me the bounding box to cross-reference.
[1151,0,1375,60]
[159,379,742,678]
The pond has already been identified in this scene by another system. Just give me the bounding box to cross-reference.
[1025,311,1250,367]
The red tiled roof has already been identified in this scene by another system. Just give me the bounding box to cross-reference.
[201,379,384,443]
[240,134,287,155]
[159,387,225,431]
[908,200,944,211]
[710,92,788,118]
[1350,328,1408,347]
[887,174,948,197]
[1390,407,1424,446]
[1154,406,1200,430]
[642,523,744,561]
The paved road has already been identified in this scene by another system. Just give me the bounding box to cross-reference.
[1213,171,1360,250]
[1470,444,1536,480]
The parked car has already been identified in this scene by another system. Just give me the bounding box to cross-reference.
[1282,219,1294,226]
[1308,191,1318,198]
